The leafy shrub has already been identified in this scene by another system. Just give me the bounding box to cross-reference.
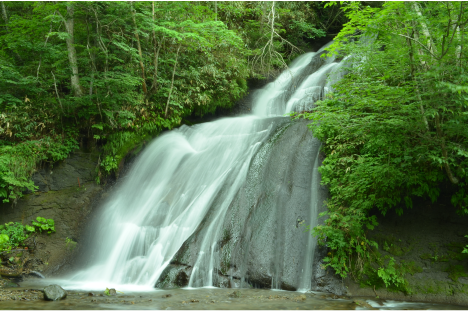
[0,217,55,252]
[65,237,77,251]
[299,1,468,290]
[0,234,10,252]
[0,222,31,249]
[31,217,55,234]
[0,136,79,204]
[377,258,406,289]
[463,236,468,255]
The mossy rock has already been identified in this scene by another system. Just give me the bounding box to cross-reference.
[446,265,468,282]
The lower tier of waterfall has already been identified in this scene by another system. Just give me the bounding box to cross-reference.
[167,118,327,291]
[64,46,344,293]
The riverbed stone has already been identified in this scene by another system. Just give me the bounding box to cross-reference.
[155,264,191,289]
[43,284,67,301]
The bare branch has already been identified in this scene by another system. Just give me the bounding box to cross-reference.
[251,1,304,77]
[51,71,64,113]
[36,13,56,79]
[395,33,439,59]
[165,43,181,118]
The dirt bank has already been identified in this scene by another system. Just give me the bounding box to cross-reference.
[0,152,106,279]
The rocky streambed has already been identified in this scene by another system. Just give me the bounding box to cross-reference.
[0,283,466,310]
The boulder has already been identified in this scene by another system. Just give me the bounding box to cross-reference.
[155,264,191,288]
[43,284,67,301]
[168,118,340,292]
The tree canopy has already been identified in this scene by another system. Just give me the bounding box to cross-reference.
[300,1,468,291]
[0,1,337,204]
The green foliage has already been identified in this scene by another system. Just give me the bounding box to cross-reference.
[0,217,55,252]
[0,234,10,252]
[65,237,77,251]
[377,258,406,289]
[217,2,332,75]
[31,216,55,234]
[0,1,335,194]
[0,222,31,250]
[374,234,414,257]
[446,265,468,282]
[354,254,412,294]
[299,1,468,287]
[463,236,468,256]
[0,135,79,203]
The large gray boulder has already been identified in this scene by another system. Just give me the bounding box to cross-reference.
[43,284,67,301]
[163,118,342,293]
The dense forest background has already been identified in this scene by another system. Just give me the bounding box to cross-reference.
[1,0,468,293]
[0,1,343,204]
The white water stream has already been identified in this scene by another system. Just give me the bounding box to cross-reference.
[65,44,342,291]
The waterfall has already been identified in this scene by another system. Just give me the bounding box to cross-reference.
[67,43,342,291]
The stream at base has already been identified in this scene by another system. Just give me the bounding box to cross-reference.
[1,280,466,310]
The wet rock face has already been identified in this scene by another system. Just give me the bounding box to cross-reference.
[223,119,329,291]
[155,265,192,289]
[312,248,347,296]
[166,118,343,293]
[43,284,67,301]
[30,153,98,193]
[0,152,104,277]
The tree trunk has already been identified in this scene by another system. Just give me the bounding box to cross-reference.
[267,1,275,76]
[131,2,147,94]
[449,2,462,63]
[1,1,9,29]
[1,2,23,64]
[64,3,83,97]
[165,44,181,118]
[435,113,459,185]
[405,28,429,131]
[37,15,55,79]
[51,71,64,113]
[150,2,161,94]
[92,8,110,94]
[412,2,437,56]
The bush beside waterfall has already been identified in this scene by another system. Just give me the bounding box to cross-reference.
[300,1,468,292]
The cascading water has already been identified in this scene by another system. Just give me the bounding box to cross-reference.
[66,43,343,291]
